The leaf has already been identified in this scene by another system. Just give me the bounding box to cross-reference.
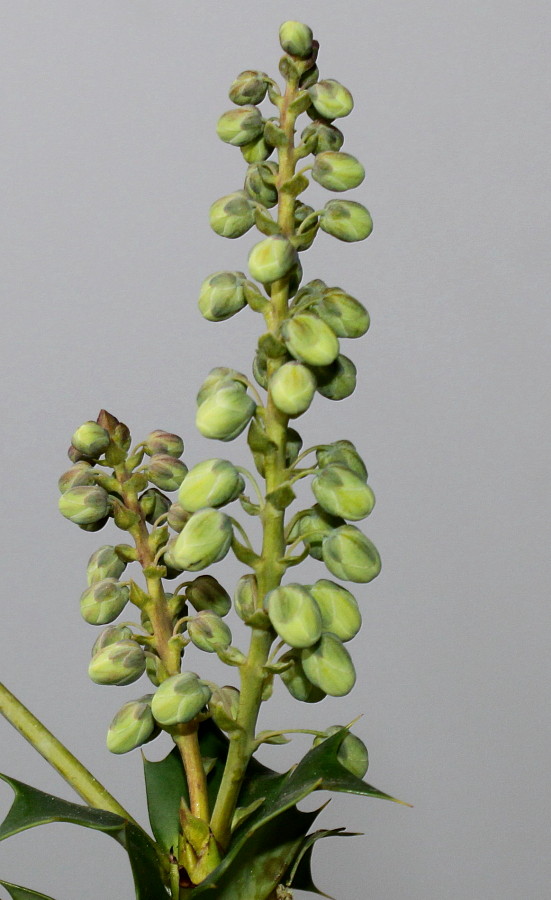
[239,495,261,517]
[0,774,168,900]
[143,745,189,852]
[266,483,296,511]
[0,881,58,900]
[280,173,309,197]
[247,419,276,455]
[254,208,281,236]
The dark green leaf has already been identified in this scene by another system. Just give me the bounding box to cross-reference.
[254,207,281,236]
[287,827,358,898]
[0,881,58,900]
[280,173,309,197]
[266,483,296,511]
[143,745,189,852]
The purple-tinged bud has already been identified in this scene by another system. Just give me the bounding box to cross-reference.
[88,640,146,686]
[71,421,111,458]
[146,455,188,492]
[144,430,184,458]
[58,485,110,526]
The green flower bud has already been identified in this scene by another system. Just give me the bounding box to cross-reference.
[58,485,110,526]
[312,151,365,192]
[240,133,273,163]
[167,502,190,532]
[244,162,279,208]
[315,288,370,338]
[196,367,243,405]
[316,440,368,481]
[91,624,133,656]
[58,461,96,494]
[314,355,357,400]
[229,70,269,105]
[187,610,232,653]
[161,537,185,574]
[301,121,344,154]
[178,458,244,512]
[313,726,369,778]
[151,672,212,726]
[320,200,373,242]
[146,455,188,492]
[71,421,111,458]
[233,573,257,622]
[198,271,248,322]
[209,191,255,238]
[313,464,374,521]
[281,313,340,366]
[86,545,127,586]
[80,578,130,625]
[106,695,157,754]
[185,575,231,617]
[322,525,381,583]
[196,383,256,441]
[301,632,356,696]
[145,653,166,687]
[216,106,264,146]
[267,583,322,648]
[309,79,354,119]
[171,508,233,571]
[279,21,313,59]
[248,236,298,284]
[287,504,345,561]
[271,361,316,416]
[88,640,146,686]
[209,685,241,733]
[309,579,361,642]
[144,430,184,458]
[279,649,326,703]
[140,487,172,524]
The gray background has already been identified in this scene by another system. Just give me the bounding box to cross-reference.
[1,1,550,898]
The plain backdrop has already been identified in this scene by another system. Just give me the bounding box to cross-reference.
[1,2,550,898]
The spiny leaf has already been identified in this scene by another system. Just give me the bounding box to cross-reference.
[0,881,58,900]
[287,827,358,898]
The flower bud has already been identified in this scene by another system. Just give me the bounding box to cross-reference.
[244,162,279,208]
[167,502,190,532]
[216,106,264,146]
[308,79,354,119]
[322,525,381,583]
[316,440,368,481]
[145,654,166,687]
[229,70,269,105]
[233,573,257,622]
[71,421,111,458]
[267,584,322,649]
[209,685,241,732]
[301,121,344,154]
[248,236,298,284]
[313,465,375,522]
[58,461,96,494]
[187,611,232,653]
[287,504,345,561]
[320,200,373,242]
[281,313,340,366]
[86,545,127,586]
[185,575,231,617]
[309,579,361,642]
[58,485,110,526]
[198,271,248,322]
[209,191,255,239]
[196,383,256,442]
[279,21,313,59]
[196,367,243,405]
[106,695,157,754]
[91,624,133,656]
[252,350,268,390]
[80,578,130,625]
[88,640,146,686]
[178,458,244,513]
[171,508,233,571]
[314,355,357,400]
[315,288,370,338]
[301,633,356,696]
[312,151,365,192]
[271,361,316,417]
[146,455,188,492]
[313,726,369,778]
[140,487,172,524]
[151,672,212,726]
[279,650,326,703]
[241,133,273,163]
[144,430,184,458]
[161,538,185,574]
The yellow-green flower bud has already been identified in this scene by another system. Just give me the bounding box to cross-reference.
[106,695,157,754]
[301,121,344,154]
[58,485,110,526]
[171,508,233,571]
[58,461,96,494]
[86,545,127,586]
[279,21,313,59]
[187,610,232,653]
[271,361,316,417]
[178,458,244,512]
[229,70,269,105]
[145,654,166,687]
[71,421,111,458]
[185,574,231,617]
[301,633,356,696]
[167,502,190,533]
[313,726,369,778]
[244,162,278,208]
[145,455,188,492]
[281,313,340,366]
[309,579,361,642]
[313,464,375,521]
[241,133,273,163]
[320,200,373,242]
[248,236,298,284]
[279,649,326,703]
[267,583,322,648]
[91,624,133,656]
[140,487,172,524]
[287,505,345,561]
[216,106,264,146]
[314,355,357,400]
[209,191,255,239]
[322,525,381,583]
[309,79,353,119]
[209,685,240,732]
[144,430,184,458]
[151,672,212,726]
[316,440,368,481]
[196,367,243,405]
[80,578,130,625]
[198,271,248,322]
[196,383,256,441]
[162,537,185,574]
[312,151,365,192]
[88,640,146,686]
[315,288,370,338]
